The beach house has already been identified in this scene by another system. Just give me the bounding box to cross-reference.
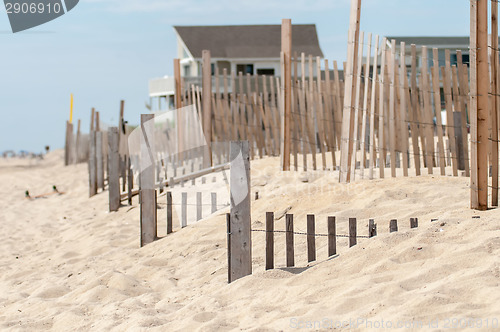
[148,24,324,111]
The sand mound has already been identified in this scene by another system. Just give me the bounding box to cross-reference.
[0,151,499,331]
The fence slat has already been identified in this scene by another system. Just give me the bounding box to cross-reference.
[349,217,357,247]
[266,212,274,270]
[226,213,231,284]
[369,36,380,179]
[127,156,133,205]
[286,214,294,267]
[139,114,157,247]
[64,121,73,166]
[108,127,120,212]
[390,219,398,233]
[378,38,387,179]
[89,131,97,197]
[328,216,336,256]
[167,192,173,234]
[410,45,422,176]
[443,52,458,176]
[307,214,316,262]
[229,141,252,282]
[389,39,397,178]
[369,219,377,237]
[432,48,446,176]
[202,50,213,168]
[96,131,104,191]
[399,42,410,177]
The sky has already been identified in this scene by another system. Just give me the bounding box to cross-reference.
[0,0,471,153]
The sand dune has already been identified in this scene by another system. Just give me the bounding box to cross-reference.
[0,150,499,331]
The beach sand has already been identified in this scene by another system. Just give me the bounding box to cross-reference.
[0,150,499,331]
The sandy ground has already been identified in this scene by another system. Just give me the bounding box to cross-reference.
[0,150,499,331]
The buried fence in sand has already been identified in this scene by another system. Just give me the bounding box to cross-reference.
[131,138,422,283]
[248,214,419,278]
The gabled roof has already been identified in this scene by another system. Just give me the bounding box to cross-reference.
[386,36,470,48]
[174,24,324,59]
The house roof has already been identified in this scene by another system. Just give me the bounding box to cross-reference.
[174,24,324,59]
[386,36,470,48]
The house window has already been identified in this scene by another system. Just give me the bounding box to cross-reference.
[211,63,215,76]
[183,65,190,77]
[256,68,275,76]
[236,64,254,75]
[450,54,457,65]
[462,54,470,66]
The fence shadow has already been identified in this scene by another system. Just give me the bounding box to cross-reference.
[278,266,310,275]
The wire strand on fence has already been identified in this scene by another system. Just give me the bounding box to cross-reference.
[250,229,371,239]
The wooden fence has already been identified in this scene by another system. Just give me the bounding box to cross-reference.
[254,213,419,271]
[130,37,476,250]
[64,119,90,166]
[174,38,472,182]
[221,141,424,282]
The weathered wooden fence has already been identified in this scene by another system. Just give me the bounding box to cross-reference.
[64,119,90,166]
[221,140,423,282]
[257,214,419,271]
[173,38,472,183]
[138,188,229,246]
[84,102,135,215]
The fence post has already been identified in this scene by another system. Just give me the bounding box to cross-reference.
[307,214,316,262]
[226,213,231,283]
[328,216,336,256]
[139,114,157,247]
[266,212,274,270]
[64,121,73,166]
[96,131,104,191]
[349,218,357,247]
[390,219,398,233]
[410,217,418,229]
[286,214,294,267]
[121,157,127,193]
[454,112,465,171]
[228,141,252,283]
[339,0,362,183]
[75,119,81,163]
[174,58,184,164]
[159,190,169,236]
[127,156,133,205]
[202,50,213,168]
[281,19,292,171]
[369,219,377,237]
[471,0,488,210]
[89,130,97,197]
[108,127,120,212]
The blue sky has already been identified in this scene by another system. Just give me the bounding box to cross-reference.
[0,0,470,153]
